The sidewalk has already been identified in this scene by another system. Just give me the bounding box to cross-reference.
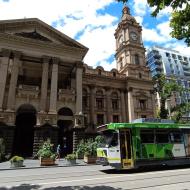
[0,159,88,170]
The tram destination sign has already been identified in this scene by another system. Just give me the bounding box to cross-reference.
[132,118,174,124]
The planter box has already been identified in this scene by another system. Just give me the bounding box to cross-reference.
[10,160,24,168]
[40,158,55,166]
[84,156,97,164]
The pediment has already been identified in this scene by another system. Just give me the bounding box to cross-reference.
[0,18,88,51]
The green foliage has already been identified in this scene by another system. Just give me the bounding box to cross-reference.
[37,139,56,160]
[10,156,24,163]
[171,103,190,123]
[153,74,190,121]
[65,153,77,160]
[147,0,190,46]
[0,138,5,162]
[76,136,103,157]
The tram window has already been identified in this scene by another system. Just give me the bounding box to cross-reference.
[156,133,169,143]
[110,133,118,147]
[141,130,154,143]
[100,130,118,147]
[170,133,182,143]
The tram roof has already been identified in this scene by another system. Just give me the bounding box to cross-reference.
[97,122,190,131]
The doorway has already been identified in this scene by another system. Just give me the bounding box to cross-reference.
[13,104,36,157]
[57,107,73,156]
[120,129,133,168]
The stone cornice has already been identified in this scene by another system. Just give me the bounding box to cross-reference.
[0,32,87,60]
[0,18,88,51]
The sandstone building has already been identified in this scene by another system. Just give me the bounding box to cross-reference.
[0,6,155,157]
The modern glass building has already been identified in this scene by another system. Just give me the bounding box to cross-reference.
[147,46,190,119]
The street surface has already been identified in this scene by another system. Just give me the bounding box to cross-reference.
[0,165,190,190]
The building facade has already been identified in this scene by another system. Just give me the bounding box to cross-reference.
[147,46,190,118]
[0,6,155,157]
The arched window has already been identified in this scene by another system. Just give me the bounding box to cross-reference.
[96,90,104,109]
[82,89,88,108]
[111,92,119,110]
[98,69,101,75]
[134,54,140,65]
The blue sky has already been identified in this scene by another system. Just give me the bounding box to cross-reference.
[0,0,189,70]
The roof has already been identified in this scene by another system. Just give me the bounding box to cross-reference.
[97,122,190,131]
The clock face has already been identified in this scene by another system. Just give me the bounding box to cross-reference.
[130,32,138,41]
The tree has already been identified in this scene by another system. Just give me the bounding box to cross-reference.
[153,74,190,122]
[116,0,190,46]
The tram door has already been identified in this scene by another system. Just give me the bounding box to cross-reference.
[120,130,133,168]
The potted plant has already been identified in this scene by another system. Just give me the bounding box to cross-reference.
[37,139,56,166]
[76,139,86,159]
[10,156,24,168]
[83,138,97,164]
[65,153,77,165]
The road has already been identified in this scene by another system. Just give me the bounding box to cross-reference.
[0,165,190,190]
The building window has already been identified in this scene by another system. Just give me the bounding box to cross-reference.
[97,114,104,125]
[166,52,170,57]
[113,72,116,77]
[112,99,118,110]
[139,73,142,78]
[139,99,146,110]
[96,98,103,109]
[134,54,140,65]
[83,96,88,108]
[98,69,101,75]
[113,115,119,123]
[141,115,146,118]
[83,89,88,108]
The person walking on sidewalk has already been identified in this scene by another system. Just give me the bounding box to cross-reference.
[56,144,61,160]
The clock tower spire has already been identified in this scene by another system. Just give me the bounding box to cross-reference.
[115,4,147,76]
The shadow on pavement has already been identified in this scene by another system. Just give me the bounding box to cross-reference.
[0,184,122,190]
[100,164,190,174]
[0,184,40,190]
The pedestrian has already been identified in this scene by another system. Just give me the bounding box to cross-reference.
[56,144,61,160]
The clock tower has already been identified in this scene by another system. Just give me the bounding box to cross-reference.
[115,5,147,77]
[114,4,155,121]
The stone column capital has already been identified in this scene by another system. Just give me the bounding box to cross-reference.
[52,57,59,64]
[2,49,11,57]
[13,51,22,59]
[42,56,51,63]
[75,61,84,68]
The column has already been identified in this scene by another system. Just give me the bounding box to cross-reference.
[49,58,59,114]
[40,56,49,112]
[121,90,126,122]
[89,85,95,125]
[75,65,83,114]
[128,88,135,122]
[0,49,10,111]
[7,51,21,111]
[106,88,111,123]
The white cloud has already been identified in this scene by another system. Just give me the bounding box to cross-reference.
[79,24,116,68]
[134,16,143,25]
[142,27,167,43]
[156,21,172,40]
[0,0,118,70]
[132,0,148,16]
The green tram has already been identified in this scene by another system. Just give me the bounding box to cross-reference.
[96,118,190,170]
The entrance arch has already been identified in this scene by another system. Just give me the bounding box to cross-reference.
[57,107,73,156]
[13,104,36,157]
